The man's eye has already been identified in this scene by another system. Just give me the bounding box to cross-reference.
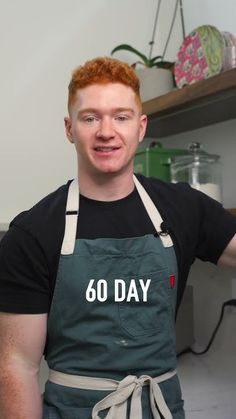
[115,115,129,121]
[83,116,97,123]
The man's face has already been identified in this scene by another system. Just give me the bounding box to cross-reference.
[65,83,147,178]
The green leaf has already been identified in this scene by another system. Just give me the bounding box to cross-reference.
[155,61,174,69]
[149,55,163,65]
[111,44,149,66]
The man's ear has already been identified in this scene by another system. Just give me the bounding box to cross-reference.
[64,117,74,143]
[138,114,148,144]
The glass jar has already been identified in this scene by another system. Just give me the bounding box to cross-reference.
[170,142,222,202]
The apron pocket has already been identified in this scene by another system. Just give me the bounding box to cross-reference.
[118,268,173,337]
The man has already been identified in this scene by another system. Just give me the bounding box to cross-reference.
[0,57,236,419]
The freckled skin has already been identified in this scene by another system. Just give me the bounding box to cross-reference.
[0,313,47,418]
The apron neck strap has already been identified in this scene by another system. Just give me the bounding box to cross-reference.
[133,175,173,248]
[61,179,79,255]
[61,176,173,255]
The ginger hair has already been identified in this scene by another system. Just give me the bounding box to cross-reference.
[67,57,142,112]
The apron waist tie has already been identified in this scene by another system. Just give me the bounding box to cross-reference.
[49,368,177,419]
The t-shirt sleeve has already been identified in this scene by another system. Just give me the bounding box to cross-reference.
[0,225,51,313]
[195,191,236,264]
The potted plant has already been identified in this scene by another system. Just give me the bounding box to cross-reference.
[111,44,173,70]
[111,0,183,101]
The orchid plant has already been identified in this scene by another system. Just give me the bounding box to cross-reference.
[111,0,184,71]
[111,44,173,69]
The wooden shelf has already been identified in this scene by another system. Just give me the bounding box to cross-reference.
[143,68,236,138]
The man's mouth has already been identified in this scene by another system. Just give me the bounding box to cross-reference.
[94,147,120,152]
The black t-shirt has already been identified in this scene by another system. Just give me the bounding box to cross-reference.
[0,174,236,314]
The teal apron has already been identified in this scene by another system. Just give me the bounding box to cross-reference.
[43,176,185,419]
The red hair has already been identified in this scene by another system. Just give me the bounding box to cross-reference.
[68,57,141,112]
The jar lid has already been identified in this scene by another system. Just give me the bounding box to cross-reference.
[171,142,220,164]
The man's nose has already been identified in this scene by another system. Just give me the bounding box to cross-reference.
[97,118,115,139]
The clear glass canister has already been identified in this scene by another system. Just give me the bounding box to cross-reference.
[170,142,222,202]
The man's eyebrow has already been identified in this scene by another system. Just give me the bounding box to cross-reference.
[113,107,135,114]
[77,108,98,116]
[77,107,135,115]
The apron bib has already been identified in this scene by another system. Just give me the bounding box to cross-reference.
[43,176,185,419]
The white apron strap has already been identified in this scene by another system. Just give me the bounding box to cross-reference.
[61,179,79,255]
[133,175,173,248]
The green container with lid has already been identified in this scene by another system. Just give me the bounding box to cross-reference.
[134,141,187,181]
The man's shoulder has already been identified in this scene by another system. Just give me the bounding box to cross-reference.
[10,180,71,239]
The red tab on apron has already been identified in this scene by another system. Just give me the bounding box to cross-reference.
[169,274,176,289]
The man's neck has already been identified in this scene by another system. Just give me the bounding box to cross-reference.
[77,171,135,201]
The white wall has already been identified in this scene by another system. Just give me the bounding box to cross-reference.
[0,0,183,226]
[182,0,236,34]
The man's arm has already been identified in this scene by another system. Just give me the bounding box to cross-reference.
[0,312,47,419]
[218,233,236,267]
